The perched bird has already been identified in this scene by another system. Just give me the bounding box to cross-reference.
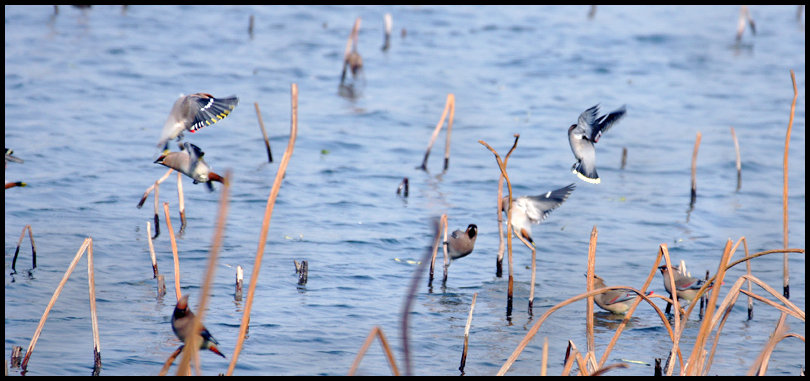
[171,295,226,358]
[157,93,239,151]
[154,142,225,191]
[589,274,642,314]
[657,265,710,303]
[567,104,626,184]
[446,224,478,262]
[502,183,576,246]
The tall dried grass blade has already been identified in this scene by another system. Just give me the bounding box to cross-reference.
[783,69,797,299]
[226,84,298,376]
[347,326,400,376]
[163,202,181,302]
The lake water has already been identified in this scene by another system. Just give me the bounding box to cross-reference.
[4,5,805,376]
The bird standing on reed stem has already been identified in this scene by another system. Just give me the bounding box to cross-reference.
[568,104,626,184]
[156,93,238,152]
[446,224,478,263]
[155,142,225,191]
[657,264,710,303]
[502,183,576,245]
[171,295,226,358]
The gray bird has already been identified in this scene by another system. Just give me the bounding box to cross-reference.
[154,142,225,191]
[446,224,478,262]
[157,93,238,151]
[589,274,641,314]
[657,264,711,303]
[503,183,575,246]
[568,104,626,184]
[171,295,226,358]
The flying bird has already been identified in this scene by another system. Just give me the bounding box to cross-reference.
[154,142,225,191]
[568,104,626,184]
[503,183,575,246]
[157,93,238,151]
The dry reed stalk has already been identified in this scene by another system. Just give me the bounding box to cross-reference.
[459,292,477,373]
[684,239,734,376]
[419,94,455,171]
[748,314,805,376]
[137,168,173,209]
[590,363,629,376]
[254,102,273,163]
[497,283,679,376]
[620,147,627,169]
[441,217,449,284]
[340,18,361,83]
[690,131,702,207]
[86,241,102,374]
[659,245,682,376]
[427,213,447,287]
[730,127,742,191]
[381,13,392,51]
[560,340,589,376]
[146,221,159,278]
[401,217,443,376]
[347,326,400,376]
[177,172,186,234]
[514,233,535,314]
[742,237,753,320]
[176,170,230,376]
[479,135,519,317]
[540,336,548,376]
[226,84,298,376]
[158,347,183,376]
[20,238,92,372]
[11,224,37,273]
[163,202,182,302]
[495,135,520,277]
[235,265,243,301]
[783,69,797,299]
[585,226,597,371]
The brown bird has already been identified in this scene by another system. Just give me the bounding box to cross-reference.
[154,142,225,191]
[171,295,226,358]
[446,224,478,262]
[657,265,710,303]
[590,274,644,314]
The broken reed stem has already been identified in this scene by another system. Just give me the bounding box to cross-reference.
[479,135,519,318]
[441,217,449,284]
[341,18,361,83]
[585,226,597,373]
[11,224,37,273]
[495,134,519,278]
[620,147,627,169]
[381,13,392,51]
[540,337,548,376]
[146,221,159,278]
[443,94,455,171]
[730,127,741,191]
[420,94,455,171]
[235,265,244,301]
[396,177,409,197]
[783,69,797,299]
[177,172,186,234]
[21,238,93,372]
[401,217,443,376]
[743,237,753,320]
[153,180,161,239]
[177,170,230,376]
[158,346,184,376]
[87,240,102,374]
[137,168,173,209]
[254,102,274,163]
[163,202,182,302]
[690,131,702,206]
[227,83,298,376]
[561,340,589,376]
[427,214,447,288]
[660,245,683,376]
[459,292,477,373]
[347,326,400,376]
